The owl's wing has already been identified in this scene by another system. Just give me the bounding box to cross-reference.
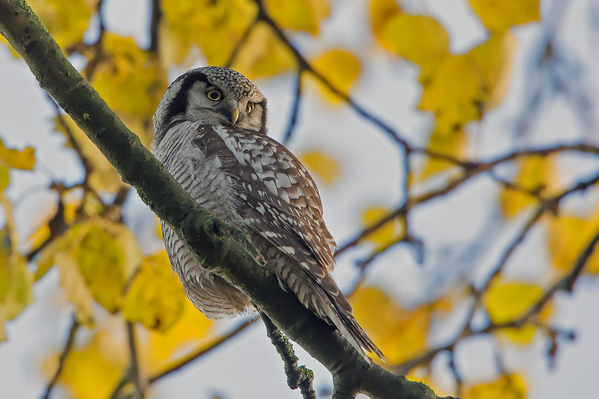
[191,125,390,361]
[191,125,346,304]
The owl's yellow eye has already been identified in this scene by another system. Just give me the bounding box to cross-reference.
[206,89,222,101]
[246,102,254,115]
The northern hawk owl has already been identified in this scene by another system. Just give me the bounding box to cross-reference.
[152,66,384,360]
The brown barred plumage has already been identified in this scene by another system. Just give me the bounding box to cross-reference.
[152,66,384,361]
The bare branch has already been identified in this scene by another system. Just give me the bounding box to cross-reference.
[148,0,161,54]
[488,143,599,166]
[42,316,80,399]
[282,71,303,145]
[260,312,316,399]
[224,14,260,69]
[484,226,599,333]
[126,322,144,399]
[148,319,257,384]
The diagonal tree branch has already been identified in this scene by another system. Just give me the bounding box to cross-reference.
[0,1,452,398]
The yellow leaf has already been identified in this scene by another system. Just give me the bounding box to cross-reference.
[158,19,193,68]
[143,299,213,372]
[483,278,549,344]
[28,0,98,49]
[310,50,361,105]
[382,14,449,68]
[499,156,557,218]
[370,0,402,48]
[155,215,163,239]
[37,220,141,308]
[468,32,517,109]
[42,327,127,399]
[35,220,84,281]
[419,32,516,137]
[501,324,537,345]
[420,56,482,135]
[55,252,96,328]
[0,236,34,341]
[92,33,167,147]
[28,224,51,254]
[122,251,186,332]
[232,22,297,80]
[161,0,257,67]
[54,115,124,194]
[0,167,9,193]
[27,198,83,259]
[0,139,36,170]
[419,129,467,180]
[74,224,125,312]
[350,287,428,363]
[62,198,81,225]
[463,374,527,399]
[298,150,341,185]
[74,220,142,312]
[469,0,541,32]
[547,212,599,275]
[360,207,404,249]
[483,278,545,324]
[264,0,329,34]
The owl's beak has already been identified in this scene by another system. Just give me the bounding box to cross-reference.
[230,106,240,125]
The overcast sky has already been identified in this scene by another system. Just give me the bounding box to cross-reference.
[1,0,599,398]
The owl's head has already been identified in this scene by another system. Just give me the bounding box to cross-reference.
[154,66,267,138]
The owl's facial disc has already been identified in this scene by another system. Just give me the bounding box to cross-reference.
[153,67,268,139]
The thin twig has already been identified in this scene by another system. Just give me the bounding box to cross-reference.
[336,143,599,257]
[336,168,476,256]
[253,0,410,149]
[42,316,80,399]
[481,170,599,294]
[51,100,94,178]
[148,318,257,384]
[109,375,129,399]
[487,143,599,166]
[489,171,543,197]
[259,311,316,399]
[448,350,462,397]
[484,227,599,332]
[83,0,106,80]
[148,0,161,54]
[478,207,546,295]
[126,322,144,399]
[391,172,599,374]
[282,71,303,145]
[225,14,260,69]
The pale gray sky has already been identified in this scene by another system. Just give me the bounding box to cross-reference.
[1,0,598,398]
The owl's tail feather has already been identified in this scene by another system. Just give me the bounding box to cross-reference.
[275,255,386,361]
[310,281,387,362]
[337,308,387,362]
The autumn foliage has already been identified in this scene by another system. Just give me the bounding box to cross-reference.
[1,0,596,398]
